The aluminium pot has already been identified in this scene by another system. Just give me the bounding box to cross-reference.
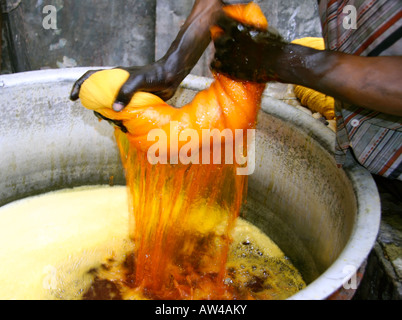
[0,68,381,300]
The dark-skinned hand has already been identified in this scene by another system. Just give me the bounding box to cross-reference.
[69,60,182,112]
[211,14,288,83]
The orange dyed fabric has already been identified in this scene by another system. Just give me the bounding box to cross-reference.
[79,2,268,300]
[79,2,267,155]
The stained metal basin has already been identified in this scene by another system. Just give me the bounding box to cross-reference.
[0,68,380,300]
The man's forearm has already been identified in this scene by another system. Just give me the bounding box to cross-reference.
[274,44,402,116]
[161,0,223,83]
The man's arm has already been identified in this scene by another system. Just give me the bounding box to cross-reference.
[160,0,223,85]
[112,0,224,110]
[277,45,402,116]
[71,0,223,111]
[212,17,402,116]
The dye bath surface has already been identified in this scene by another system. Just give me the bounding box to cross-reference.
[0,186,131,300]
[0,186,305,300]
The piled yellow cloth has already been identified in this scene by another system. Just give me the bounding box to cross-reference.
[291,37,335,120]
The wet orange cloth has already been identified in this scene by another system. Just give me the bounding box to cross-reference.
[77,2,269,300]
[79,3,267,154]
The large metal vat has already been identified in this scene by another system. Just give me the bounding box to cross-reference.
[0,68,381,300]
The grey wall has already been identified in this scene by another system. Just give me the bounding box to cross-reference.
[1,0,321,77]
[1,0,156,73]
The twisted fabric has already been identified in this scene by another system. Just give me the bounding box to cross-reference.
[79,3,267,154]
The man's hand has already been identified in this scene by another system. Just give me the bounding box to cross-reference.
[70,61,181,111]
[111,63,181,111]
[70,0,224,112]
[211,14,288,83]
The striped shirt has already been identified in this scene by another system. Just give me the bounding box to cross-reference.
[318,0,402,180]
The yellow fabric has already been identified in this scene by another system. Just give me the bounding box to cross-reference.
[291,37,335,120]
[291,37,325,50]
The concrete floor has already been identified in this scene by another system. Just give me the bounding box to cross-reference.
[354,179,402,300]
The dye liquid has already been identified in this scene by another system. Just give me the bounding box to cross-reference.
[0,186,305,300]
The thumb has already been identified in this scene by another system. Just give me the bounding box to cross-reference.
[113,75,143,112]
